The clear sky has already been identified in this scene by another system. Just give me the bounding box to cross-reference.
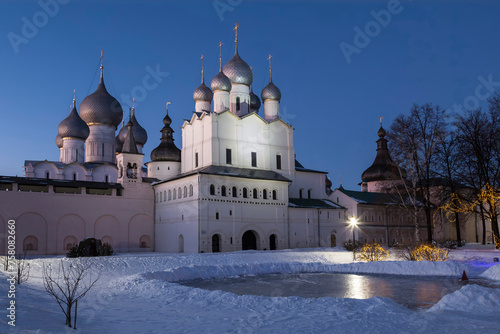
[1,0,499,190]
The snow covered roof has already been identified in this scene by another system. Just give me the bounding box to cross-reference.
[153,165,291,185]
[288,198,345,209]
[0,175,123,189]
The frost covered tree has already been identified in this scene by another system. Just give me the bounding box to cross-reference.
[43,260,100,327]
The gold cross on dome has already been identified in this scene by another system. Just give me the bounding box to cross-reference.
[166,101,171,113]
[100,50,104,67]
[380,116,384,126]
[234,22,239,41]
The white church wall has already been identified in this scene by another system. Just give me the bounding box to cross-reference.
[62,163,87,181]
[33,161,60,179]
[92,164,118,182]
[289,171,326,199]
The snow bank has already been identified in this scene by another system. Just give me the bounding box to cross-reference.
[480,263,500,280]
[428,284,500,313]
[144,260,466,282]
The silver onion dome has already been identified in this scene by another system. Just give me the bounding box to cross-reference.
[250,89,261,110]
[193,82,213,102]
[58,100,90,140]
[211,71,232,92]
[261,81,281,102]
[222,53,253,86]
[79,67,123,127]
[56,133,63,148]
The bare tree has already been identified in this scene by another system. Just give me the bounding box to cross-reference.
[387,103,447,242]
[43,260,100,328]
[15,253,30,284]
[454,99,500,246]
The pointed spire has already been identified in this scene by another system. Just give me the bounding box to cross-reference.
[218,41,223,72]
[268,54,273,82]
[132,98,136,116]
[121,119,138,154]
[233,22,239,54]
[99,49,104,81]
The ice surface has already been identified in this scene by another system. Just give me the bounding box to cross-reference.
[1,249,500,333]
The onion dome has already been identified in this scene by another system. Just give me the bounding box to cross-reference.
[261,80,281,102]
[58,99,90,139]
[211,71,232,92]
[56,133,63,149]
[250,88,261,110]
[193,82,213,102]
[79,65,123,127]
[361,125,406,182]
[150,106,181,162]
[222,52,253,86]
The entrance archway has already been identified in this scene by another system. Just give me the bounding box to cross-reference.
[178,234,184,253]
[212,234,220,253]
[242,230,257,250]
[330,234,337,247]
[269,234,277,250]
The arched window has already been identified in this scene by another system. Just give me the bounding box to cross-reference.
[232,186,237,198]
[164,190,166,200]
[178,187,182,198]
[140,235,150,248]
[45,171,50,179]
[308,189,312,199]
[221,186,227,197]
[168,189,172,200]
[189,184,193,196]
[272,190,277,200]
[160,192,163,202]
[263,189,268,199]
[24,236,38,251]
[299,189,303,199]
[243,188,248,198]
[173,188,177,200]
[253,188,258,199]
[73,173,77,181]
[236,96,241,111]
[210,184,216,196]
[184,186,187,197]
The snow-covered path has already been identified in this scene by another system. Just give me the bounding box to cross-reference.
[2,249,500,333]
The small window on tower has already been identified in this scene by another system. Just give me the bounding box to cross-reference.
[236,97,241,111]
[226,148,232,165]
[102,143,105,157]
[251,152,257,167]
[73,173,77,181]
[276,155,282,170]
[195,152,199,168]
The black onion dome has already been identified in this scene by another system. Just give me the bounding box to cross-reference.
[58,100,90,140]
[222,52,253,86]
[250,89,261,110]
[79,69,123,127]
[193,82,213,102]
[150,109,181,162]
[261,80,281,102]
[361,126,406,182]
[130,113,148,145]
[56,133,63,148]
[211,71,232,92]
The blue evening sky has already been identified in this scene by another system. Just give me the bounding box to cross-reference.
[1,0,499,190]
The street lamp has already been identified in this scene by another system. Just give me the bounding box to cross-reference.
[349,217,358,261]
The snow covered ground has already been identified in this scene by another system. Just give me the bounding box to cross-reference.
[1,248,500,333]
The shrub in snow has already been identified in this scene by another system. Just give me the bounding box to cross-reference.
[356,243,389,262]
[396,243,450,261]
[66,238,114,258]
[343,239,362,251]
